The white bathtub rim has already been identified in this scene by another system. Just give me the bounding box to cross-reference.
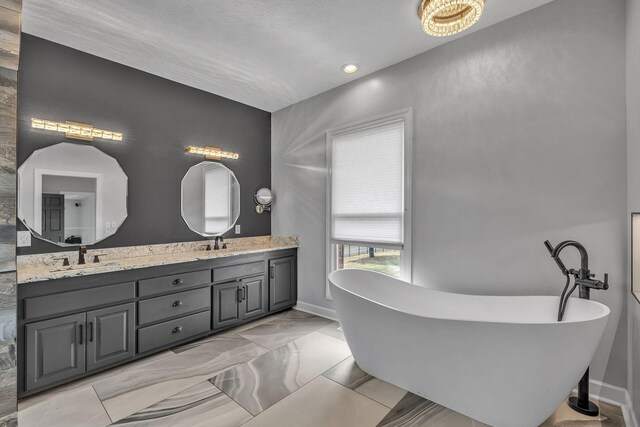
[328,268,610,326]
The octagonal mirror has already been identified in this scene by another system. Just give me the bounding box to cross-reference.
[181,161,240,236]
[18,142,128,246]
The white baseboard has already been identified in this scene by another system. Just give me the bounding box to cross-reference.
[585,379,627,406]
[569,380,636,427]
[294,301,338,321]
[625,389,639,427]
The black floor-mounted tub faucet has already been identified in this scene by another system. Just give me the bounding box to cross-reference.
[544,239,609,417]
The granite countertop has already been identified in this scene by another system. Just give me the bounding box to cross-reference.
[17,235,298,284]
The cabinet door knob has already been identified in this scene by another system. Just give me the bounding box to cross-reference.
[172,326,183,334]
[173,300,183,307]
[173,278,184,285]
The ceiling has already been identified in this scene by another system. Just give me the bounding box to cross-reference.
[23,0,554,112]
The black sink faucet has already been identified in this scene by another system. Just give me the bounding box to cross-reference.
[544,239,609,418]
[78,246,87,265]
[214,236,224,250]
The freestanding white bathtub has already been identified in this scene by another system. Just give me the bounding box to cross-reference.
[328,269,610,427]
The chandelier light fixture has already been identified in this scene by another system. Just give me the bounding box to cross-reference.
[418,0,485,37]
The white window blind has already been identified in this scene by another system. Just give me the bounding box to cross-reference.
[330,119,404,248]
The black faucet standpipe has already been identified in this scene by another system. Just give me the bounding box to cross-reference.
[78,246,87,265]
[201,244,212,251]
[214,236,224,250]
[544,239,609,418]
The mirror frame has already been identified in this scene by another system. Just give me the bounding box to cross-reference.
[180,161,240,237]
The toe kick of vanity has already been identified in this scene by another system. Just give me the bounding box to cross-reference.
[16,248,297,397]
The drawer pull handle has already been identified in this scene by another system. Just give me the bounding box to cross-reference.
[173,278,184,286]
[173,300,183,307]
[172,326,183,334]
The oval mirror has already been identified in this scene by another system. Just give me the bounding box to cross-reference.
[181,162,240,236]
[18,142,128,246]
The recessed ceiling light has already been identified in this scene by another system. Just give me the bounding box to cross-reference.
[342,64,359,74]
[418,0,485,37]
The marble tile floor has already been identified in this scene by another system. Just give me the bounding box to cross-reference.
[17,309,625,427]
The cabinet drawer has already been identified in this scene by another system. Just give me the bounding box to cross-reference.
[138,287,210,326]
[213,262,264,283]
[138,270,210,297]
[137,310,210,354]
[24,282,135,320]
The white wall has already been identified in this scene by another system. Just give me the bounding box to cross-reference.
[627,0,640,419]
[272,0,628,388]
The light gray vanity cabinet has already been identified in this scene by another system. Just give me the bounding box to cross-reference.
[87,303,135,372]
[25,313,86,392]
[269,256,297,312]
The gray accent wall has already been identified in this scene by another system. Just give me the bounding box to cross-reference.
[0,0,20,424]
[272,0,628,389]
[627,0,640,421]
[17,34,271,255]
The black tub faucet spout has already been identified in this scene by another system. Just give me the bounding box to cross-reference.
[543,239,609,418]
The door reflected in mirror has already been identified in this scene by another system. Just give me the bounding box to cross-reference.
[18,142,128,246]
[181,162,240,236]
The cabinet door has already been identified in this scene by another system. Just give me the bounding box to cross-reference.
[212,282,242,330]
[241,276,267,320]
[269,256,297,312]
[87,303,135,372]
[25,313,86,392]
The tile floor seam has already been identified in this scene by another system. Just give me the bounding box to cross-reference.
[212,333,352,419]
[235,376,326,427]
[321,372,397,412]
[91,383,115,425]
[209,367,260,417]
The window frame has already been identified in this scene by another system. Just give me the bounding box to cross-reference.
[325,108,413,299]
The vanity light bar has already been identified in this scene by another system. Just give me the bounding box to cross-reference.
[185,145,240,160]
[31,118,123,142]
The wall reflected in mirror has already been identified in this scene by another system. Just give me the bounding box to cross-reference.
[181,161,240,236]
[18,142,128,246]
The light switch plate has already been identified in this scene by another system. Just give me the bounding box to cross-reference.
[235,225,241,234]
[17,231,31,247]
